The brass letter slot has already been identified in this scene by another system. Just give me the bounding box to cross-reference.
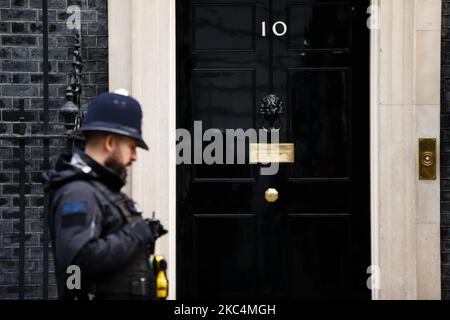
[250,143,295,164]
[419,138,436,181]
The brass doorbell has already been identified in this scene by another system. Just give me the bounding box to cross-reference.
[419,139,436,180]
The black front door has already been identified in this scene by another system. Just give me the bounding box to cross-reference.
[177,0,371,299]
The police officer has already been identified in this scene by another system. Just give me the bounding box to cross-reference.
[43,92,167,300]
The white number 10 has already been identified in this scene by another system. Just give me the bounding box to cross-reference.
[262,21,288,37]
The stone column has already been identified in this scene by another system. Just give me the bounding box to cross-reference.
[373,0,442,299]
[108,0,176,299]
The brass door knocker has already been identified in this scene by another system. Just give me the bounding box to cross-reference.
[260,94,283,131]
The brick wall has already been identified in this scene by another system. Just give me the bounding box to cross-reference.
[0,0,108,299]
[442,0,450,301]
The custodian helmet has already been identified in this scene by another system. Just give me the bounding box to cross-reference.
[78,92,149,150]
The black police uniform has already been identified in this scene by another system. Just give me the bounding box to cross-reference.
[43,149,157,300]
[42,92,161,300]
[44,149,155,299]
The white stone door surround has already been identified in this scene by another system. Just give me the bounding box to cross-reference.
[108,0,442,300]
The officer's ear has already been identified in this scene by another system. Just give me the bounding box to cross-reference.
[104,133,117,153]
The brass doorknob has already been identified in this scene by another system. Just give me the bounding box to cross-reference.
[265,188,279,203]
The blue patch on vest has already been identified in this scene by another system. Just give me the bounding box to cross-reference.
[61,202,87,227]
[62,202,87,215]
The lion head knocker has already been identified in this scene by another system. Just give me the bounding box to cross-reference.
[260,94,283,130]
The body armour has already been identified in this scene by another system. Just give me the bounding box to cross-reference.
[43,149,156,300]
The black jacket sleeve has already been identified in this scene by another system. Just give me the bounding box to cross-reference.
[51,181,153,277]
[72,219,153,277]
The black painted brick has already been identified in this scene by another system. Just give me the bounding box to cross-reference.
[0,0,10,8]
[12,73,30,84]
[0,147,12,159]
[2,35,37,46]
[0,9,38,22]
[11,47,29,60]
[90,72,107,83]
[47,0,67,10]
[12,123,27,135]
[48,23,65,33]
[38,61,56,73]
[67,0,87,8]
[80,35,96,47]
[29,47,67,60]
[2,61,38,73]
[11,22,27,33]
[55,10,70,22]
[0,123,11,134]
[97,35,107,48]
[29,22,43,33]
[2,85,39,97]
[0,0,108,300]
[0,22,11,33]
[2,209,18,220]
[87,22,107,36]
[12,0,27,7]
[0,172,12,183]
[0,73,10,83]
[0,48,11,59]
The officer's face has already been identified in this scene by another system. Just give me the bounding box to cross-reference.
[107,135,138,169]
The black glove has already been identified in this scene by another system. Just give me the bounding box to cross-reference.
[144,218,168,240]
[124,218,155,245]
[143,219,168,255]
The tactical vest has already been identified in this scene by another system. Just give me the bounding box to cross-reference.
[80,180,156,300]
